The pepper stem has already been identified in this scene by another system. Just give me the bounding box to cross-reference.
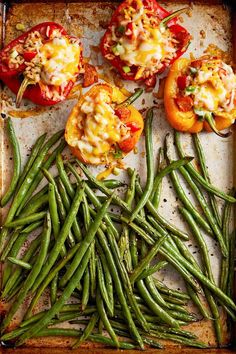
[160,7,189,28]
[204,112,231,138]
[117,88,143,108]
[16,77,32,108]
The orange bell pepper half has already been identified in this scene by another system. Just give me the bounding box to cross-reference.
[65,83,144,165]
[164,57,236,137]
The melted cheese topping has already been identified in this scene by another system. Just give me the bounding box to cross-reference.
[110,1,175,72]
[191,60,236,113]
[72,91,129,164]
[40,36,81,86]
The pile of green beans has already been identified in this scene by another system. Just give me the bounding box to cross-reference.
[0,116,235,350]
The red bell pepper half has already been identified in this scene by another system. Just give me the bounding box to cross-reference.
[101,0,191,87]
[0,22,83,107]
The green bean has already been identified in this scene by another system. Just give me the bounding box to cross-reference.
[56,153,74,198]
[21,220,43,233]
[24,242,82,319]
[7,257,32,270]
[1,230,32,289]
[16,133,47,193]
[180,208,213,282]
[174,131,236,203]
[96,231,144,349]
[97,257,113,316]
[161,294,188,306]
[48,183,60,240]
[5,211,47,228]
[111,318,196,339]
[131,177,189,240]
[73,162,171,244]
[1,228,21,261]
[227,231,235,297]
[163,149,212,238]
[129,224,179,329]
[1,212,51,332]
[220,197,232,292]
[50,273,58,306]
[11,130,64,218]
[179,165,227,257]
[138,217,199,291]
[105,227,150,332]
[1,236,41,299]
[129,108,154,222]
[164,243,236,312]
[119,169,136,271]
[193,133,221,227]
[98,244,114,315]
[153,279,190,301]
[72,312,99,348]
[16,248,91,345]
[144,276,170,309]
[96,289,119,347]
[1,118,21,206]
[82,195,96,299]
[42,168,75,248]
[30,185,85,294]
[16,140,66,217]
[57,178,82,242]
[130,235,168,283]
[147,330,208,348]
[31,328,136,349]
[1,327,27,341]
[81,269,90,311]
[151,147,163,208]
[135,261,168,282]
[21,184,48,211]
[0,132,62,254]
[59,195,112,288]
[67,162,119,241]
[19,194,48,218]
[185,284,210,320]
[137,279,180,328]
[151,156,194,207]
[87,334,135,350]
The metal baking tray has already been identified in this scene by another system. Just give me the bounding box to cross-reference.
[0,0,235,352]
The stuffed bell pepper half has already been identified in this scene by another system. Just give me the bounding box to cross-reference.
[164,56,236,136]
[65,84,144,165]
[101,0,191,87]
[0,22,85,107]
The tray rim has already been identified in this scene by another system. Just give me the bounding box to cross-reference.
[0,0,235,352]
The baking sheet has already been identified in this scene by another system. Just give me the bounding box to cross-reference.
[0,0,235,349]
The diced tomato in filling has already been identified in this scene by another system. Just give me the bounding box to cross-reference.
[177,75,188,90]
[119,135,136,153]
[175,95,193,112]
[126,122,141,132]
[23,51,37,61]
[115,106,131,121]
